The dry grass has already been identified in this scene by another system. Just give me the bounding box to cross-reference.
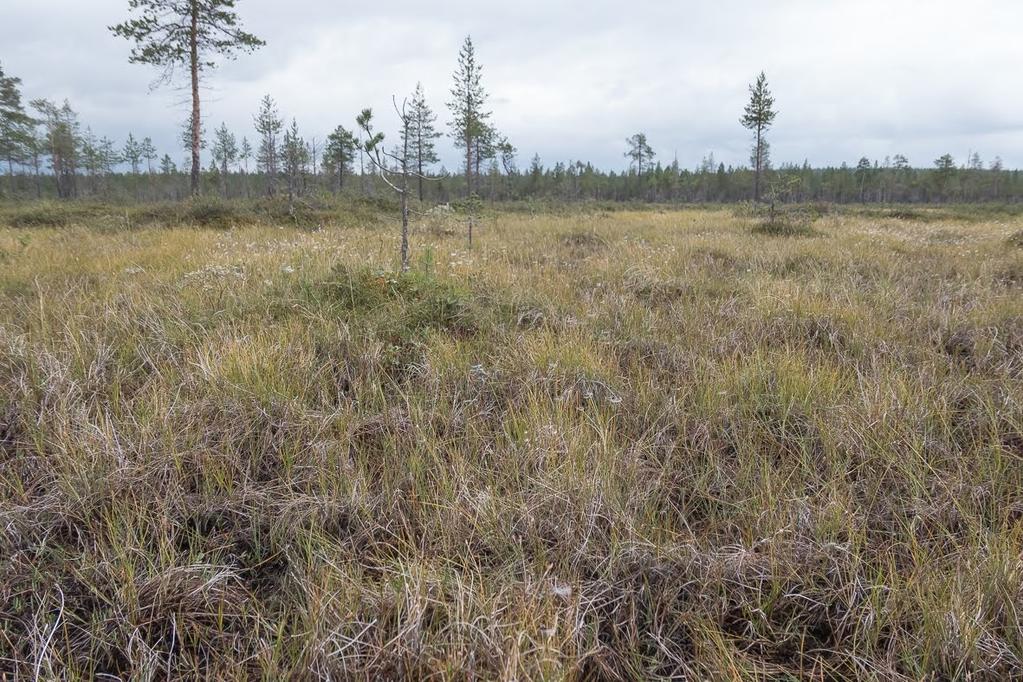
[1,204,1022,679]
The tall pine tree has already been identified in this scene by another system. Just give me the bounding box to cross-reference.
[448,36,491,196]
[254,95,282,196]
[0,63,33,196]
[407,82,441,202]
[323,125,357,194]
[212,123,238,196]
[740,71,777,203]
[625,133,655,175]
[110,0,263,197]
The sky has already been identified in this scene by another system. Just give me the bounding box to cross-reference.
[4,0,1023,171]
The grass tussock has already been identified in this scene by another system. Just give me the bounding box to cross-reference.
[0,203,1022,679]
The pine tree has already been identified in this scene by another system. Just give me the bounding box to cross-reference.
[110,0,263,196]
[740,71,777,202]
[32,99,81,198]
[407,82,441,201]
[123,133,143,175]
[934,153,957,201]
[358,104,413,271]
[1,62,33,196]
[281,118,307,202]
[179,113,206,169]
[527,154,543,194]
[103,135,120,195]
[82,130,119,197]
[25,127,45,199]
[254,95,282,196]
[81,127,100,183]
[472,122,501,192]
[855,157,873,202]
[497,137,517,175]
[323,125,357,194]
[212,122,238,196]
[625,133,655,175]
[123,132,144,198]
[160,154,176,175]
[448,36,492,196]
[239,137,252,172]
[238,136,252,197]
[140,136,157,173]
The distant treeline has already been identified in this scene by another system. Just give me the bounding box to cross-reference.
[1,158,1020,205]
[2,24,1020,207]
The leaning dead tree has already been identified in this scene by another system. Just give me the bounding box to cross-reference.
[357,98,425,273]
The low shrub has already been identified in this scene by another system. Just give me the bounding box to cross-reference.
[185,198,240,229]
[323,264,481,337]
[4,202,75,228]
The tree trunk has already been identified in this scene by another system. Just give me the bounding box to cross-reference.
[754,126,762,203]
[189,0,201,197]
[465,131,472,197]
[400,122,411,272]
[474,139,482,196]
[400,184,409,272]
[33,152,42,198]
[418,156,424,203]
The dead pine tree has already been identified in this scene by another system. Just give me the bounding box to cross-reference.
[357,99,424,273]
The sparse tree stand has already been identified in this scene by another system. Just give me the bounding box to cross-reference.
[110,0,263,197]
[740,71,777,203]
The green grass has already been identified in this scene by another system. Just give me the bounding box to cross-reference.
[1,202,1022,679]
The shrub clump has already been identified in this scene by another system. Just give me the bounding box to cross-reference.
[559,230,608,249]
[185,199,241,229]
[323,264,481,337]
[0,202,113,228]
[886,207,934,222]
[6,203,72,228]
[751,218,819,237]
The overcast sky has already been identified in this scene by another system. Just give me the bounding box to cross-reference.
[5,0,1023,171]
